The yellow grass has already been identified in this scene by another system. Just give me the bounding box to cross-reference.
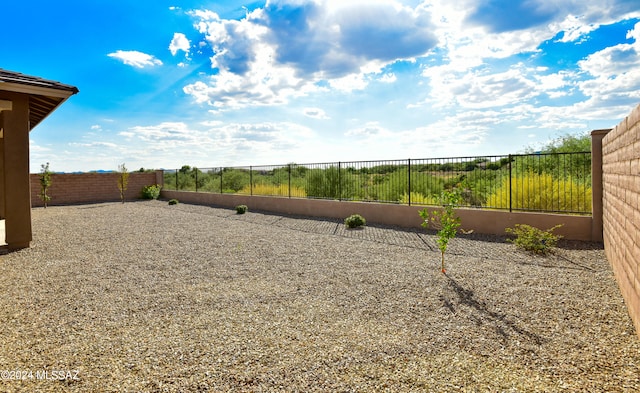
[487,173,591,213]
[399,192,439,206]
[240,183,307,197]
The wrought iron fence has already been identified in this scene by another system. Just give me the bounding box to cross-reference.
[162,152,592,214]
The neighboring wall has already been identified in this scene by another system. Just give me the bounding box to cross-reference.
[602,103,640,339]
[161,190,594,241]
[30,171,161,207]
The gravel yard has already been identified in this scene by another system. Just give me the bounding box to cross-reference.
[0,200,639,392]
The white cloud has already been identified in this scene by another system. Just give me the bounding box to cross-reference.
[342,116,487,159]
[182,0,438,110]
[345,122,388,138]
[328,73,368,92]
[423,65,540,109]
[107,50,163,68]
[29,139,50,153]
[183,44,317,110]
[575,21,640,108]
[69,142,118,149]
[181,0,639,116]
[112,121,315,168]
[169,33,191,56]
[552,15,598,43]
[303,108,330,119]
[121,122,197,143]
[534,71,573,98]
[578,22,640,78]
[379,73,397,83]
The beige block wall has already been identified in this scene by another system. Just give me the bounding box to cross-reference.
[602,102,640,339]
[161,190,594,241]
[30,172,160,207]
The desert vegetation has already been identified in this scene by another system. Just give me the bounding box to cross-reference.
[162,135,592,214]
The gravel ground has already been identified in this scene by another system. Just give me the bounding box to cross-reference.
[0,200,639,392]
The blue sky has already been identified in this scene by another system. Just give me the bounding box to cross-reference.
[4,0,640,172]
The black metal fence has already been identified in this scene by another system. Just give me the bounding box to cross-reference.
[162,152,592,214]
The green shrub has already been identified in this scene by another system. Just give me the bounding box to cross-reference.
[487,172,591,213]
[168,199,179,205]
[305,166,355,199]
[344,214,366,228]
[505,224,563,254]
[141,184,161,200]
[236,205,248,214]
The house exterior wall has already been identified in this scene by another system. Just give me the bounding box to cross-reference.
[1,92,32,249]
[30,171,161,207]
[602,102,640,339]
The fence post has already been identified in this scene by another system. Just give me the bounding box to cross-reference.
[591,129,609,242]
[338,161,342,201]
[408,158,411,206]
[250,166,253,196]
[175,169,178,190]
[220,167,223,194]
[508,155,512,212]
[195,168,198,192]
[288,164,292,198]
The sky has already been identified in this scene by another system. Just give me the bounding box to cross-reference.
[3,0,640,172]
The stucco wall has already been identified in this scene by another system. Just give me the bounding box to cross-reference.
[602,103,640,339]
[161,190,594,241]
[30,171,161,207]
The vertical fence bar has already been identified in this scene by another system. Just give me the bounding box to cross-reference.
[249,166,253,196]
[195,168,198,192]
[175,169,178,190]
[288,164,292,198]
[408,158,411,206]
[338,161,342,201]
[508,154,512,212]
[220,167,223,194]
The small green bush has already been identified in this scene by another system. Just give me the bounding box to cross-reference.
[142,184,161,199]
[344,214,366,228]
[168,199,179,205]
[505,224,563,254]
[236,205,248,214]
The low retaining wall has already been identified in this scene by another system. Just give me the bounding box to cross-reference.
[161,190,594,241]
[30,171,162,207]
[602,102,640,339]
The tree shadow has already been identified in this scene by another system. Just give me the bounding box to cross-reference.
[510,248,598,272]
[443,274,544,346]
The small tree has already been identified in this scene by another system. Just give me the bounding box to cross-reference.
[419,189,461,274]
[39,162,52,208]
[117,163,129,203]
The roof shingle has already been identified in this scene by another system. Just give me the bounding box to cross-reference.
[0,69,79,130]
[0,69,78,94]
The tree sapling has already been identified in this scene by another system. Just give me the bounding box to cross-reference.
[419,190,461,273]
